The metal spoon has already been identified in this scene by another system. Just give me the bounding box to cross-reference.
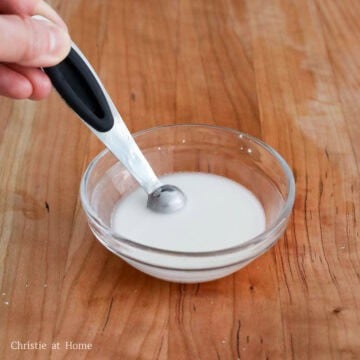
[44,43,186,214]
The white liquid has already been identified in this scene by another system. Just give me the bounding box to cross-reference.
[111,172,266,252]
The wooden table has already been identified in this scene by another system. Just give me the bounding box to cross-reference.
[1,0,359,358]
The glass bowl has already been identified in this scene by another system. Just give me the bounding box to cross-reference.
[80,124,295,283]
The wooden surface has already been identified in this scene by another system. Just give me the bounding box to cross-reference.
[1,0,359,358]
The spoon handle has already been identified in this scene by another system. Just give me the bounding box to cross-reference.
[44,43,161,194]
[44,45,114,132]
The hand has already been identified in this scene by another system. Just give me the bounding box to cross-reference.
[0,0,71,100]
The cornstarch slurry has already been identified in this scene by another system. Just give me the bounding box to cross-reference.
[111,172,266,252]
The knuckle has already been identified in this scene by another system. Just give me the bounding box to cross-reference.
[21,17,52,64]
[20,18,38,62]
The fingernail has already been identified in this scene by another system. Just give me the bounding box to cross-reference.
[33,1,69,31]
[32,15,50,23]
[32,15,71,66]
[32,16,71,64]
[47,25,71,57]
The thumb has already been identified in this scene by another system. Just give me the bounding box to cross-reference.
[0,15,71,67]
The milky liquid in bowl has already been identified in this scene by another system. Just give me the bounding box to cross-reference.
[111,172,266,252]
[82,125,295,282]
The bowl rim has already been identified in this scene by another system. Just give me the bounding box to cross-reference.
[80,123,295,256]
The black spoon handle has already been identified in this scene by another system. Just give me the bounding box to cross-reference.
[44,46,114,132]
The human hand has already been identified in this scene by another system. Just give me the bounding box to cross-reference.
[0,0,71,100]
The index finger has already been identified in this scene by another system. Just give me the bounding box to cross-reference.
[0,0,67,31]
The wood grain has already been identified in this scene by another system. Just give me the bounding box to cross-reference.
[0,0,359,358]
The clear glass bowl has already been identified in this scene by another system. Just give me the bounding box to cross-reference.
[80,124,295,283]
